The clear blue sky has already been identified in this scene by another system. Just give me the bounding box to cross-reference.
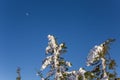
[0,0,120,80]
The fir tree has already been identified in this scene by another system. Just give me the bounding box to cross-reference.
[16,67,21,80]
[37,35,118,80]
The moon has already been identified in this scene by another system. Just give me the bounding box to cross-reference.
[25,12,29,16]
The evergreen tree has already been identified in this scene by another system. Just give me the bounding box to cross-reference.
[39,35,72,80]
[16,67,21,80]
[37,35,119,80]
[86,39,116,80]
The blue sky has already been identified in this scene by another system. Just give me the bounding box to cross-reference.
[0,0,120,80]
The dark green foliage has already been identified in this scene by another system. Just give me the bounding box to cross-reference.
[109,59,116,69]
[78,75,83,80]
[84,71,95,80]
